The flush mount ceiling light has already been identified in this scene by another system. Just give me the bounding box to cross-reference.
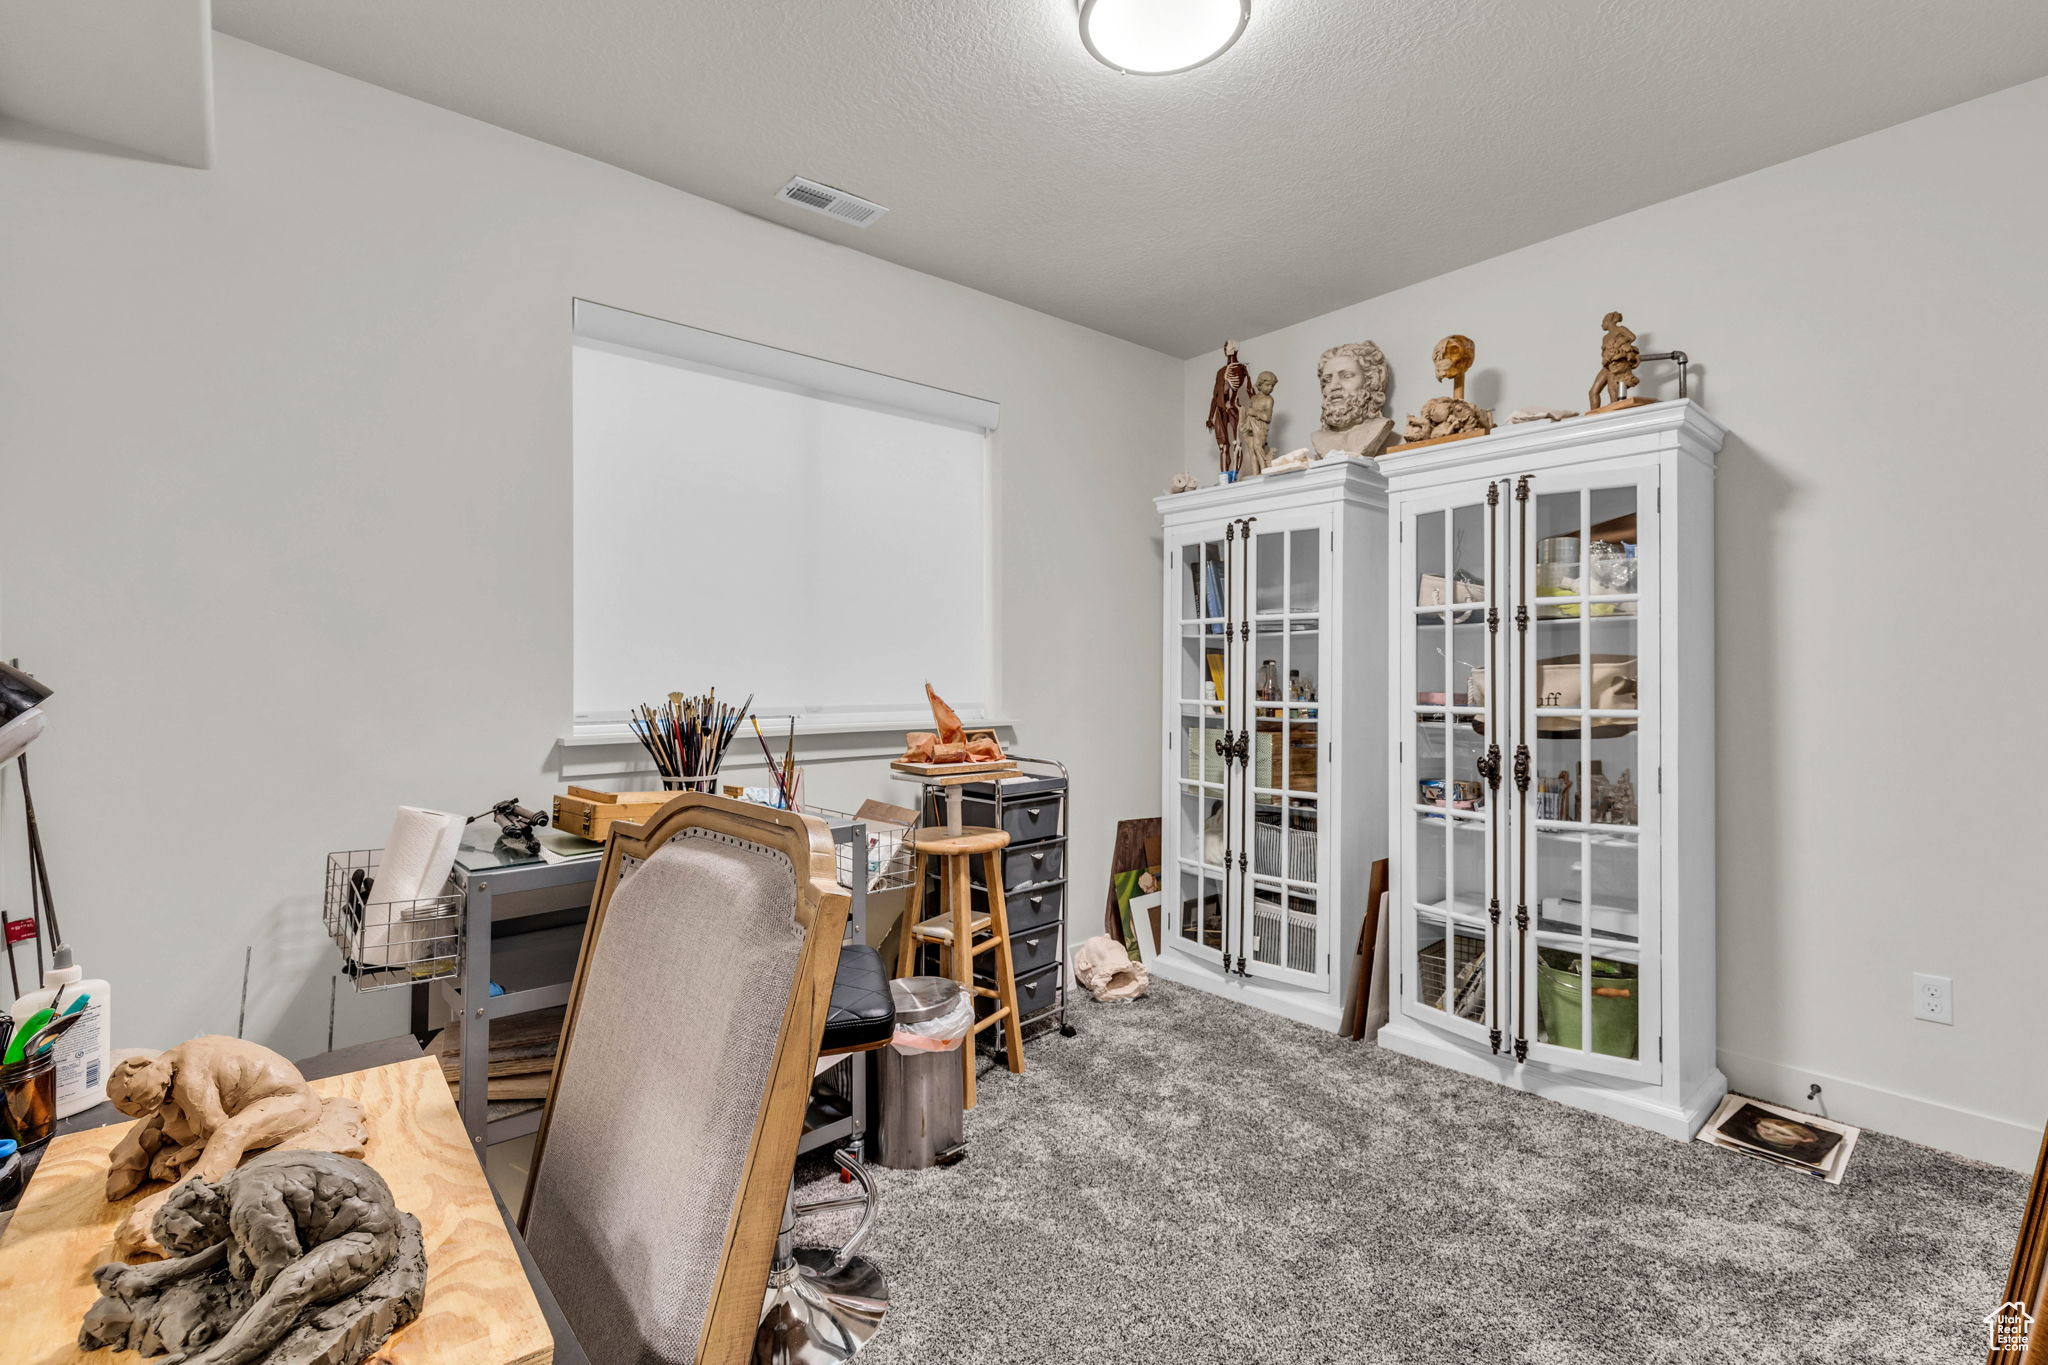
[1077,0,1250,76]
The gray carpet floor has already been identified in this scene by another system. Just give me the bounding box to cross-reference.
[797,978,2026,1364]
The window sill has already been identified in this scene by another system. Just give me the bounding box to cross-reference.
[560,717,1017,749]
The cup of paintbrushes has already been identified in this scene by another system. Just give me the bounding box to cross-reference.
[1,1048,58,1148]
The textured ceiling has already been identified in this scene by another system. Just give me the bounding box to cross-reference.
[212,0,2048,357]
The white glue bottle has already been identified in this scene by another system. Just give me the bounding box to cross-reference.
[9,944,112,1118]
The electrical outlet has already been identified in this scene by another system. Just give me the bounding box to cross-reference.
[1912,972,1953,1025]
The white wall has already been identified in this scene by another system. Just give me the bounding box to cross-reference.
[0,36,1180,1058]
[1184,77,2048,1168]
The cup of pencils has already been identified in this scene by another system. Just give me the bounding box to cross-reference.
[632,690,750,794]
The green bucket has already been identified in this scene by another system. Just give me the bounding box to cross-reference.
[1537,949,1638,1059]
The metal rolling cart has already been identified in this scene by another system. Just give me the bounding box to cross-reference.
[327,809,906,1154]
[914,756,1077,1056]
[797,804,918,1164]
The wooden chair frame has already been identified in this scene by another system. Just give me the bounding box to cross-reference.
[1991,1120,2048,1364]
[519,793,849,1365]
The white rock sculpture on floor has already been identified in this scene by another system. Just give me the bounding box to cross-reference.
[1074,935,1148,1002]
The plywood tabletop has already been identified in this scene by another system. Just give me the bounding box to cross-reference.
[0,1056,552,1365]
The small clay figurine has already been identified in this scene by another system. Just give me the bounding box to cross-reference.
[1398,335,1495,445]
[81,1149,426,1365]
[1509,406,1578,423]
[1204,341,1254,476]
[1589,311,1643,410]
[1310,341,1394,459]
[1239,371,1278,475]
[105,1037,369,1259]
[1263,447,1316,474]
[1168,472,1199,494]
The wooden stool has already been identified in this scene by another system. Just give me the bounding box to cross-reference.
[895,826,1026,1109]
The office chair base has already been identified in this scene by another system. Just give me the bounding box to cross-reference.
[754,1248,889,1364]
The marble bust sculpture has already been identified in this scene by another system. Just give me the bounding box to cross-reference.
[1311,341,1394,459]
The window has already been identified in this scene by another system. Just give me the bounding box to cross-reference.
[571,301,996,735]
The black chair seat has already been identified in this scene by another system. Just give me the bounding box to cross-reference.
[822,944,896,1052]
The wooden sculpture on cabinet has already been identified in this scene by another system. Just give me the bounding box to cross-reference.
[1588,311,1655,412]
[1398,335,1496,448]
[80,1150,426,1365]
[1310,341,1394,458]
[104,1037,371,1259]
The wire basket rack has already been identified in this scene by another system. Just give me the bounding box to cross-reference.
[809,806,921,894]
[1416,929,1487,1021]
[323,848,463,993]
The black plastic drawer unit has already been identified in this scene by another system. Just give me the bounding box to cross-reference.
[979,964,1061,1021]
[959,790,1064,847]
[975,841,1063,890]
[1004,883,1063,936]
[978,922,1063,981]
[919,878,1063,934]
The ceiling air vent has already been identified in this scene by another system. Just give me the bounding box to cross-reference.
[777,177,888,228]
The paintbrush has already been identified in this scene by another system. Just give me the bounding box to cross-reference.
[781,717,797,810]
[751,717,792,808]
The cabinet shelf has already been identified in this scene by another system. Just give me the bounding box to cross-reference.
[1534,820,1640,839]
[1414,896,1489,929]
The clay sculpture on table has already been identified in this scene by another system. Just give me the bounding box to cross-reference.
[81,1149,426,1365]
[105,1037,369,1259]
[900,683,1004,765]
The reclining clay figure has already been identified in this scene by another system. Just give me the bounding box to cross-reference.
[105,1036,369,1259]
[81,1149,425,1365]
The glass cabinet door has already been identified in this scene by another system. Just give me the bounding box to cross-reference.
[1173,531,1233,963]
[1241,516,1328,985]
[1514,467,1661,1082]
[1401,485,1503,1049]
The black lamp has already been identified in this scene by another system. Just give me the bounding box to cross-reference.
[0,660,58,998]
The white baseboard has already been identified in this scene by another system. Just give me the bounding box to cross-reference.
[1378,1017,1726,1141]
[1147,952,1344,1033]
[1717,1048,2041,1173]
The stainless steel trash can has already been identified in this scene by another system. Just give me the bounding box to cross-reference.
[870,976,968,1169]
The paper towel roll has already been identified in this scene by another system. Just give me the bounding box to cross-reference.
[360,806,465,967]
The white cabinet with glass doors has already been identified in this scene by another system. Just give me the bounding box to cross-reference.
[1376,400,1726,1139]
[1153,460,1388,1032]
